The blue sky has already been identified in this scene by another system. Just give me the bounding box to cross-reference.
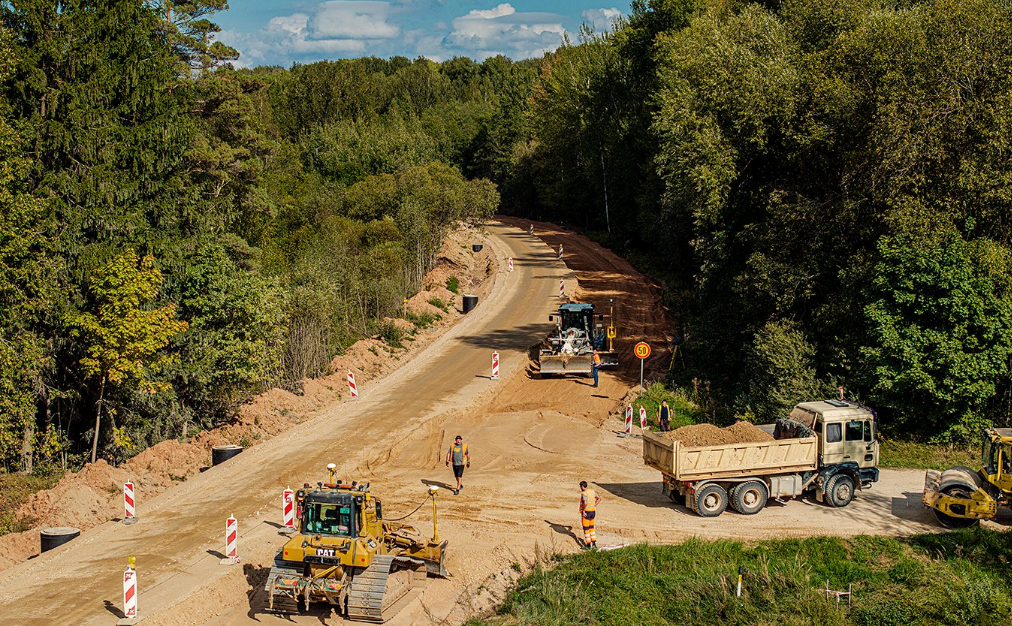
[214,0,630,68]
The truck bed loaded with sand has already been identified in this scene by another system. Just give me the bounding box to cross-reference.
[643,400,881,517]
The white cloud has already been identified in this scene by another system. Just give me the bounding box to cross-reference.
[313,1,399,39]
[581,7,622,32]
[444,3,568,60]
[218,1,397,66]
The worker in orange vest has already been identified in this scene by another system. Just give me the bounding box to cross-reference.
[591,349,602,388]
[579,481,601,550]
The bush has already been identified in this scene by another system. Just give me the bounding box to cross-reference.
[377,321,405,348]
[428,296,450,312]
[406,310,441,330]
[446,276,460,293]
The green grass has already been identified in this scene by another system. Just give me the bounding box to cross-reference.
[446,276,460,294]
[0,469,64,536]
[878,438,978,470]
[405,310,442,330]
[632,383,706,431]
[428,296,450,313]
[468,529,1012,626]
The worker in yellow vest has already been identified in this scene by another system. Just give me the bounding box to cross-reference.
[579,480,601,549]
[591,349,602,388]
[445,435,470,495]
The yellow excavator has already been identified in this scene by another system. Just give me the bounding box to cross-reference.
[922,427,1012,528]
[264,466,448,622]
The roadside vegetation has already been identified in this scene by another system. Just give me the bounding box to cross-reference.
[469,529,1012,626]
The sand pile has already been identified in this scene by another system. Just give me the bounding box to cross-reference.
[662,421,773,446]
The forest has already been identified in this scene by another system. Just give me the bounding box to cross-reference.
[2,0,1011,473]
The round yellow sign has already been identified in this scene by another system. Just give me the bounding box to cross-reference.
[634,342,651,359]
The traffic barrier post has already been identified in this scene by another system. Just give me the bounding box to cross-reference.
[559,278,564,299]
[624,405,632,436]
[508,257,513,272]
[221,515,239,565]
[121,556,138,623]
[558,245,563,260]
[282,487,295,534]
[123,482,137,525]
[491,351,500,380]
[348,371,358,398]
[639,407,647,433]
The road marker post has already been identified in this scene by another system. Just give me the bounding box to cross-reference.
[221,515,239,565]
[123,482,137,525]
[639,407,647,433]
[508,257,513,272]
[559,278,564,299]
[558,245,563,260]
[281,487,296,534]
[491,351,500,380]
[348,371,358,398]
[117,556,141,625]
[622,405,632,436]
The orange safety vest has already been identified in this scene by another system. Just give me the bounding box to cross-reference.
[580,488,598,512]
[592,352,601,366]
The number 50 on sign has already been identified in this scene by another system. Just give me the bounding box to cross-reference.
[634,342,651,359]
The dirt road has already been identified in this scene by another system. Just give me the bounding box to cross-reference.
[0,220,1001,626]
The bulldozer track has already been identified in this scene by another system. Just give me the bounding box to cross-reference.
[346,556,422,623]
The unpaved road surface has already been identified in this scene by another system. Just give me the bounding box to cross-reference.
[2,220,1006,626]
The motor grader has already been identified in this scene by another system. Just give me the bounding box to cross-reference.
[922,427,1012,528]
[264,469,448,623]
[538,302,618,376]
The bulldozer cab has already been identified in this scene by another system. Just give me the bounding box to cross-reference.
[299,485,383,539]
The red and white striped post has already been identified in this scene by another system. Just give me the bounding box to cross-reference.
[491,351,500,380]
[559,278,565,299]
[639,407,648,432]
[558,245,563,260]
[624,405,633,435]
[122,556,138,620]
[282,487,295,530]
[123,482,136,524]
[348,371,358,398]
[222,515,239,564]
[508,257,514,272]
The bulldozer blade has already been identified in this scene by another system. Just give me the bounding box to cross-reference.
[539,354,592,376]
[424,540,450,578]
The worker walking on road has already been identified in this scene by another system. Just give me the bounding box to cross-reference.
[579,481,601,550]
[591,349,602,388]
[445,435,470,495]
[657,399,671,432]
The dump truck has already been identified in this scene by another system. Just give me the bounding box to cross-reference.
[264,468,448,623]
[539,302,618,376]
[642,400,880,516]
[922,427,1012,528]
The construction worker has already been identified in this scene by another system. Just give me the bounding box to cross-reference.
[657,399,671,432]
[591,349,602,387]
[445,435,470,495]
[579,481,601,549]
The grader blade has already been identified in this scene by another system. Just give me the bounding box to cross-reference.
[539,353,592,376]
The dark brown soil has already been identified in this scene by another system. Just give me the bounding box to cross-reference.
[662,421,773,446]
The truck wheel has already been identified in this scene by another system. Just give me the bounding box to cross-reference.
[731,481,768,515]
[695,484,728,517]
[825,474,855,508]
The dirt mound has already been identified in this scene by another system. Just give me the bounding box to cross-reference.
[662,421,773,446]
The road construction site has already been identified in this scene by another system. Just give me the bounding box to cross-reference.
[0,219,1005,626]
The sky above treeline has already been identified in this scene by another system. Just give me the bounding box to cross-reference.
[215,0,629,67]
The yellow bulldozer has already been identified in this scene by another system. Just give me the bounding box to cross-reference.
[922,427,1012,528]
[264,467,448,622]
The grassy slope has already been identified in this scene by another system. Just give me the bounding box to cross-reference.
[0,471,62,535]
[469,529,1012,626]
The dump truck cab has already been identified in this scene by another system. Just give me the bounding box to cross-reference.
[790,401,880,473]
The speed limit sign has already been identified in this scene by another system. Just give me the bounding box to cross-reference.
[634,342,651,359]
